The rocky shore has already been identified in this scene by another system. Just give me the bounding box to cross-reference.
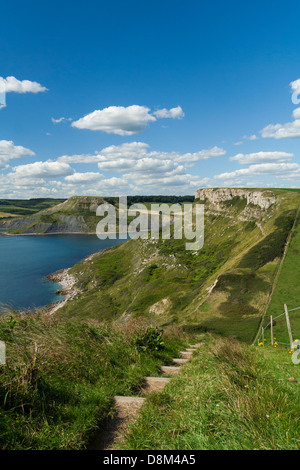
[45,250,100,314]
[46,268,79,314]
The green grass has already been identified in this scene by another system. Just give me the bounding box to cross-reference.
[0,199,65,217]
[121,334,300,450]
[263,207,300,346]
[0,313,189,449]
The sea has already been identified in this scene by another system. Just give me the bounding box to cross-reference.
[0,233,125,311]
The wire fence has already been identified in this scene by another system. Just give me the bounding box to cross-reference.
[257,305,300,349]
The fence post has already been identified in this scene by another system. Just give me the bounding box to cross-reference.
[262,327,264,346]
[284,304,293,350]
[270,315,274,346]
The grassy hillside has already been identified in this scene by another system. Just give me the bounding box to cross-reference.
[263,201,300,346]
[0,313,188,449]
[0,198,65,218]
[58,189,300,344]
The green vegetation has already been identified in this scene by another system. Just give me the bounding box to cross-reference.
[121,334,300,450]
[263,204,300,345]
[0,198,65,217]
[0,313,188,449]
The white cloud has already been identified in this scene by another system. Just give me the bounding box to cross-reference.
[11,160,74,179]
[0,140,35,169]
[261,79,300,138]
[153,106,184,119]
[58,142,226,166]
[51,117,72,124]
[215,163,300,180]
[0,76,47,94]
[65,172,103,183]
[71,105,156,135]
[261,117,300,139]
[293,107,300,119]
[230,151,294,165]
[71,105,185,135]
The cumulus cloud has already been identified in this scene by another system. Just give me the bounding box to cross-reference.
[261,79,300,138]
[230,151,294,165]
[153,106,184,119]
[261,114,300,139]
[11,160,74,179]
[65,172,103,183]
[0,76,47,94]
[71,104,185,135]
[215,163,300,180]
[0,140,35,169]
[71,105,156,135]
[58,142,226,167]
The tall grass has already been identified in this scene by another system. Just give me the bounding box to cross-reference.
[121,335,300,450]
[0,312,188,449]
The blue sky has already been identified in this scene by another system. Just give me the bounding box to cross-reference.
[1,0,300,198]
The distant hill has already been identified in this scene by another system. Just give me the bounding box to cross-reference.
[0,196,106,234]
[0,198,66,218]
[0,195,194,234]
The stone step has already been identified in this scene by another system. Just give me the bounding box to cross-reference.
[143,376,170,393]
[114,396,145,404]
[180,351,192,358]
[172,358,189,365]
[189,343,202,348]
[160,365,181,375]
[114,396,145,418]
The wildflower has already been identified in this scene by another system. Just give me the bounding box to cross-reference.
[259,342,263,346]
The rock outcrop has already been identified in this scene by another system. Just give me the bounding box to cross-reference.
[195,188,276,210]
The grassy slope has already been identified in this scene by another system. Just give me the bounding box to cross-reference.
[0,313,189,449]
[121,334,300,450]
[59,189,300,344]
[1,196,106,233]
[263,202,300,345]
[0,199,65,218]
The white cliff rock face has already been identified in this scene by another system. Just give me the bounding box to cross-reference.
[194,188,276,210]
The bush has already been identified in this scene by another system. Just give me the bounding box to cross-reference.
[133,326,165,352]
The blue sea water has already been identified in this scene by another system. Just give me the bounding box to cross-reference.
[0,234,125,311]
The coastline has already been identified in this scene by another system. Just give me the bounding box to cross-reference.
[45,249,106,315]
[0,231,97,236]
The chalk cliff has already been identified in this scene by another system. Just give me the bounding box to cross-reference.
[195,188,276,210]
